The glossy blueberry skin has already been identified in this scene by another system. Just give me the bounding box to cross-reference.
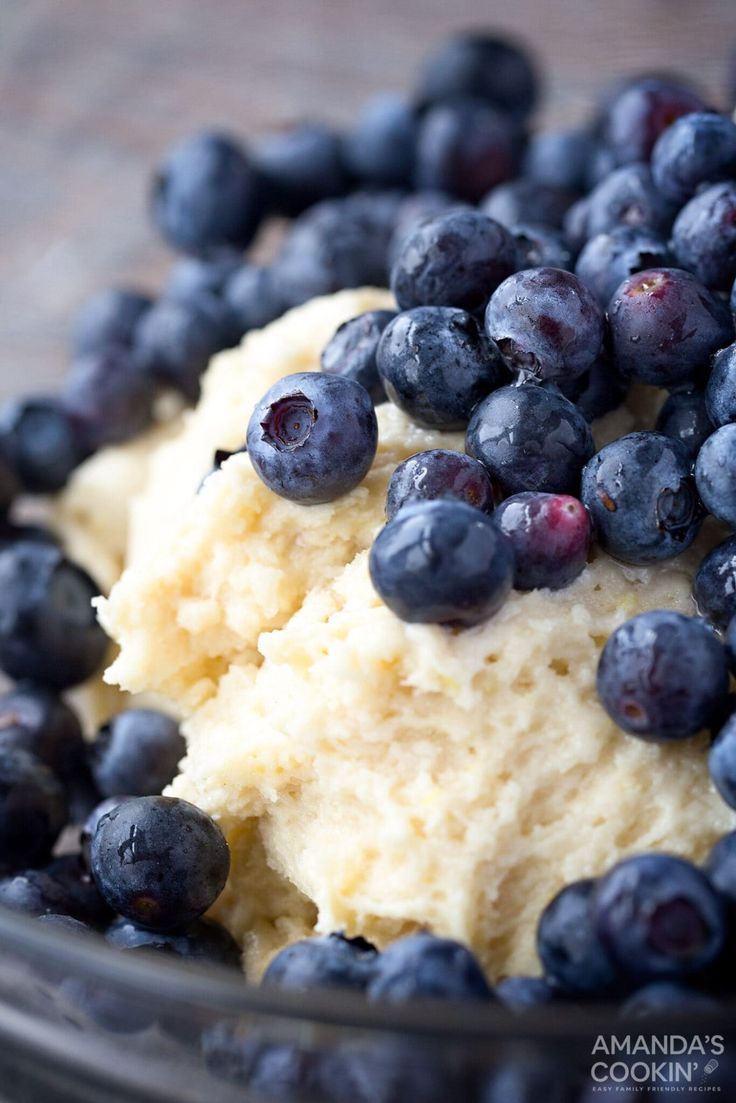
[61,347,157,451]
[709,714,736,810]
[414,99,522,204]
[596,610,729,740]
[416,33,539,120]
[607,268,733,388]
[165,254,241,305]
[706,344,736,427]
[134,294,236,404]
[672,181,736,292]
[694,536,736,628]
[72,288,153,358]
[705,831,736,907]
[509,223,573,272]
[80,796,132,869]
[377,307,506,430]
[224,265,287,336]
[0,748,67,871]
[0,869,70,914]
[369,500,514,627]
[344,95,417,189]
[466,384,594,497]
[481,179,572,231]
[655,389,714,460]
[246,372,377,504]
[574,226,673,308]
[494,492,591,591]
[584,164,676,240]
[536,879,617,995]
[263,933,377,992]
[106,915,241,968]
[89,709,185,799]
[44,854,113,928]
[0,543,107,690]
[593,853,726,981]
[254,123,349,217]
[485,268,605,383]
[0,396,84,494]
[621,981,720,1018]
[388,191,461,269]
[321,310,396,404]
[151,131,262,256]
[385,449,496,520]
[0,684,83,784]
[602,78,708,165]
[494,975,559,1012]
[695,424,736,527]
[652,112,736,205]
[367,931,493,1004]
[523,127,594,194]
[90,796,230,930]
[391,209,517,314]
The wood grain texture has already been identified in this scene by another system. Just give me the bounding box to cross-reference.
[1,0,734,396]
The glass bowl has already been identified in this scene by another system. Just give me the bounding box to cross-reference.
[0,905,733,1101]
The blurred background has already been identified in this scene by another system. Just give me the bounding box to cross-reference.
[1,0,734,394]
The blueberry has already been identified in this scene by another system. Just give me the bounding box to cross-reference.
[0,684,86,796]
[388,191,460,269]
[246,372,377,504]
[254,123,348,217]
[574,225,673,308]
[672,181,736,292]
[369,500,514,627]
[385,449,496,520]
[709,714,736,810]
[655,389,714,460]
[482,1057,579,1103]
[415,99,522,203]
[651,111,736,205]
[494,492,591,591]
[377,307,506,430]
[391,209,517,314]
[106,915,241,968]
[705,832,736,907]
[0,521,58,552]
[695,424,736,527]
[694,535,736,628]
[536,879,617,995]
[81,796,132,869]
[89,708,185,798]
[0,542,108,690]
[224,265,287,336]
[0,449,18,518]
[584,164,676,240]
[585,143,619,190]
[262,933,377,992]
[596,610,729,740]
[621,981,720,1017]
[202,1023,321,1099]
[0,396,84,493]
[321,310,396,404]
[344,95,418,189]
[72,288,153,358]
[134,294,236,403]
[61,346,157,451]
[466,384,594,497]
[602,77,708,165]
[416,33,539,121]
[607,268,733,388]
[705,343,736,426]
[560,353,628,423]
[165,254,242,305]
[152,131,262,256]
[494,975,559,1012]
[0,748,67,870]
[367,931,493,1003]
[321,1040,467,1103]
[509,223,573,272]
[90,795,229,930]
[44,854,113,927]
[593,853,726,981]
[523,127,595,194]
[562,196,591,253]
[0,869,69,914]
[481,179,572,231]
[485,268,605,383]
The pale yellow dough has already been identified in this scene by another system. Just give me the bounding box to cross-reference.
[69,288,733,981]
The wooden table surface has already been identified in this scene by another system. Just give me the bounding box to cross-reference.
[1,0,735,397]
